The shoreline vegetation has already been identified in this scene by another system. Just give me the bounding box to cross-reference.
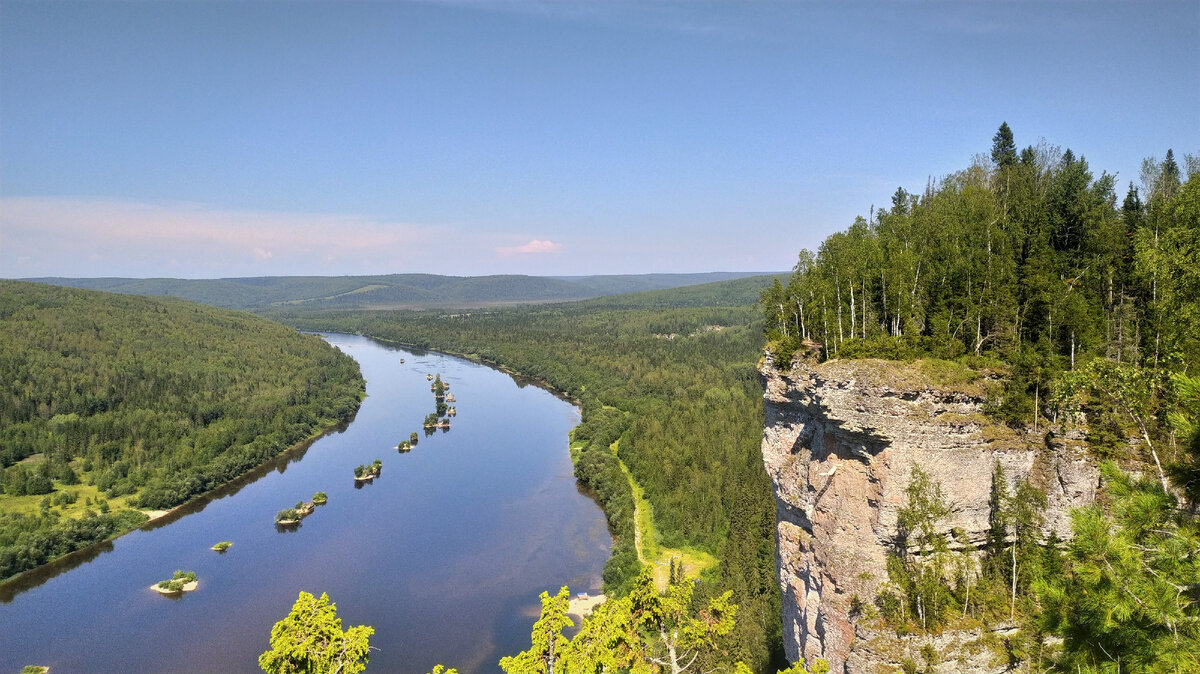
[276,495,322,526]
[151,570,198,595]
[0,412,359,591]
[360,335,585,409]
[0,282,366,583]
[352,460,382,482]
[272,286,784,669]
[609,440,717,591]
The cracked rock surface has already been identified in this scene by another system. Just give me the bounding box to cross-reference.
[760,354,1098,673]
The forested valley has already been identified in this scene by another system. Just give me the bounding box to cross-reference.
[6,124,1196,672]
[270,277,788,671]
[764,126,1200,671]
[0,281,364,581]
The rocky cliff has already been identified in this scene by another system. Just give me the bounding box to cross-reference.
[760,353,1099,673]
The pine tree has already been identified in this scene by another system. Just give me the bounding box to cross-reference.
[1037,465,1200,672]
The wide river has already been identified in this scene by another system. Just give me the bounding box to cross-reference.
[0,334,611,673]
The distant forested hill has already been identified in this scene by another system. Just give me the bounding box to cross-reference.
[0,281,364,580]
[26,272,777,311]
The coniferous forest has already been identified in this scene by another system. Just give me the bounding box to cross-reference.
[0,281,364,580]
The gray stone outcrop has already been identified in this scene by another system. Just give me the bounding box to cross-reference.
[760,353,1099,673]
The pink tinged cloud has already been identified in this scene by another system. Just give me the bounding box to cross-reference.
[0,196,450,277]
[497,239,562,256]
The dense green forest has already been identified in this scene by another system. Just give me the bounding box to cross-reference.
[765,127,1200,671]
[29,271,772,311]
[764,125,1198,383]
[0,281,364,580]
[272,276,786,670]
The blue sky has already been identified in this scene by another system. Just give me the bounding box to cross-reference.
[2,1,1197,278]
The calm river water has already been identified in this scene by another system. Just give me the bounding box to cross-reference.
[0,334,611,673]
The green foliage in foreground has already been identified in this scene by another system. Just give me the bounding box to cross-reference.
[1039,464,1200,673]
[501,574,827,674]
[1034,375,1200,673]
[259,591,374,674]
[502,572,737,674]
[0,281,364,580]
[273,279,784,670]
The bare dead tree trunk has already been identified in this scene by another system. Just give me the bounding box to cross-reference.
[1034,383,1039,433]
[1011,541,1017,621]
[849,280,856,340]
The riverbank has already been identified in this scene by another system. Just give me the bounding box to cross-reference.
[2,332,614,673]
[271,300,781,669]
[610,440,717,590]
[0,408,361,593]
[567,592,606,619]
[351,331,646,597]
[361,334,583,409]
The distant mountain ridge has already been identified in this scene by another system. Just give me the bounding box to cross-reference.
[25,272,778,310]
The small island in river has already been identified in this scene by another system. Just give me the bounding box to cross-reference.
[152,570,198,595]
[354,459,383,481]
[275,501,308,525]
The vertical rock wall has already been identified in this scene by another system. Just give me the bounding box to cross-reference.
[760,354,1098,673]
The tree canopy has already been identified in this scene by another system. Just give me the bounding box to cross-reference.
[765,130,1199,389]
[0,281,363,579]
[259,592,374,674]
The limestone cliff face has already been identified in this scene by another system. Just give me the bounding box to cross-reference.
[760,354,1099,673]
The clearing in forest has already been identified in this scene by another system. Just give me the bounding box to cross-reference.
[609,441,717,590]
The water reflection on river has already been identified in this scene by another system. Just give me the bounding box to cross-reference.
[0,334,611,673]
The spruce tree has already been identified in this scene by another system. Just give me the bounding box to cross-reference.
[991,122,1017,168]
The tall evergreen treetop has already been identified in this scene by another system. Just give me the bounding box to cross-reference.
[1163,149,1180,192]
[991,122,1017,168]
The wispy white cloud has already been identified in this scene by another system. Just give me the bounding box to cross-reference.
[0,196,448,278]
[496,239,562,256]
[0,197,784,278]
